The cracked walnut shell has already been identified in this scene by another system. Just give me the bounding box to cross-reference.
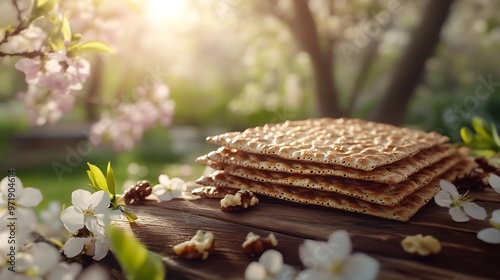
[220,190,259,212]
[173,230,215,260]
[401,234,441,256]
[242,232,278,257]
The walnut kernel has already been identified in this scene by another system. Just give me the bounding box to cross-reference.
[173,230,215,260]
[401,234,441,256]
[242,232,278,257]
[220,190,259,212]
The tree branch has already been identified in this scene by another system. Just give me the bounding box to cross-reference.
[0,50,43,58]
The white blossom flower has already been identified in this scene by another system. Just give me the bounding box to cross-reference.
[434,180,487,222]
[477,209,500,244]
[244,249,295,280]
[60,189,121,235]
[152,174,187,201]
[0,176,42,232]
[488,174,500,193]
[62,233,110,261]
[16,242,60,277]
[297,230,379,280]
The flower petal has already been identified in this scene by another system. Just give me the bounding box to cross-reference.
[463,202,487,220]
[63,237,92,258]
[92,237,109,261]
[259,249,283,275]
[0,176,23,197]
[156,191,174,201]
[170,189,183,199]
[31,242,60,276]
[449,207,469,222]
[72,189,91,210]
[90,190,111,213]
[434,190,452,207]
[60,206,84,232]
[13,207,38,232]
[17,187,43,207]
[477,228,500,244]
[344,253,380,280]
[171,178,187,191]
[328,230,352,261]
[299,240,325,269]
[244,262,266,280]
[491,209,500,224]
[152,184,166,196]
[488,174,500,193]
[158,174,171,186]
[86,217,105,235]
[296,268,331,280]
[439,180,459,196]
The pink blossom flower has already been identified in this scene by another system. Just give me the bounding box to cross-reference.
[0,25,46,54]
[18,85,75,125]
[90,82,175,151]
[15,58,43,84]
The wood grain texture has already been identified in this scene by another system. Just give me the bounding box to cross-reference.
[111,186,499,280]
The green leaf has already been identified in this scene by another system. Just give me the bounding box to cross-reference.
[471,116,491,139]
[119,205,138,222]
[61,16,71,42]
[470,149,497,158]
[26,0,59,26]
[106,162,116,198]
[70,41,115,54]
[86,170,100,192]
[491,123,500,150]
[87,163,109,194]
[460,127,474,144]
[108,225,165,280]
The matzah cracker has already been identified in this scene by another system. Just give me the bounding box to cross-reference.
[201,154,462,206]
[206,118,449,171]
[196,144,456,184]
[196,159,475,222]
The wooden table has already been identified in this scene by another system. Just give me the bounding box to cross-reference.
[113,184,499,279]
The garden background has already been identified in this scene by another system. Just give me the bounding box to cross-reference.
[0,0,499,210]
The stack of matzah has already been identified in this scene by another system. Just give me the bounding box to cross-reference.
[195,118,475,222]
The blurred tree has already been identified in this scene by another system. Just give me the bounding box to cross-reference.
[252,0,454,124]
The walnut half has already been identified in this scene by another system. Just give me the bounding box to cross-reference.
[173,230,215,260]
[401,234,441,256]
[220,190,259,212]
[242,232,278,257]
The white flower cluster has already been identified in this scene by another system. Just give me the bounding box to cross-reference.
[434,175,500,244]
[244,230,380,280]
[0,177,107,280]
[60,190,121,261]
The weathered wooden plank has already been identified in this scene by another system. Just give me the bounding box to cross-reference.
[112,187,499,279]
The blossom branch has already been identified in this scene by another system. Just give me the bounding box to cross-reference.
[0,50,44,58]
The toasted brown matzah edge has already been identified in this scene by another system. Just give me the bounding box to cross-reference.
[196,159,475,222]
[202,153,464,206]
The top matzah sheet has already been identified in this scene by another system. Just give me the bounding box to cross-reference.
[206,118,449,171]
